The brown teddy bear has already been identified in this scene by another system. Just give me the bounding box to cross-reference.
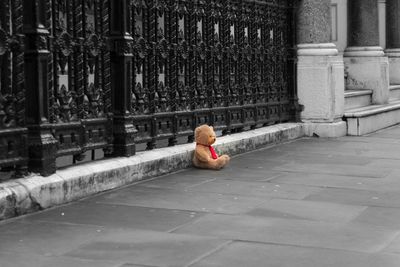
[192,124,230,170]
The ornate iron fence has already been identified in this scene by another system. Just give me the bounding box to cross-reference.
[0,0,298,177]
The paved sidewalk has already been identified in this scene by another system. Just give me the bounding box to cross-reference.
[2,126,400,266]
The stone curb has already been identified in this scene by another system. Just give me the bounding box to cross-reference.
[0,123,305,221]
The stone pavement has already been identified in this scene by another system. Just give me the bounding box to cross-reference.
[2,126,400,266]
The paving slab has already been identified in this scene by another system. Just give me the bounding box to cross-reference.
[270,172,400,192]
[352,206,400,230]
[366,158,400,169]
[118,264,158,267]
[368,126,400,139]
[242,149,373,166]
[136,174,217,190]
[272,162,390,178]
[339,135,400,144]
[285,136,400,151]
[63,230,227,267]
[246,198,367,223]
[177,166,285,181]
[174,179,322,200]
[368,132,400,139]
[305,187,400,208]
[88,185,267,214]
[0,252,120,267]
[22,202,205,232]
[359,150,400,159]
[263,138,400,159]
[383,234,400,254]
[190,241,400,267]
[174,214,399,253]
[0,221,103,257]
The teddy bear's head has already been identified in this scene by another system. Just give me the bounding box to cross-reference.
[195,124,216,146]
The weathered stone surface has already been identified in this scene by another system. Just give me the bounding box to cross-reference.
[383,234,400,254]
[353,206,400,229]
[271,172,400,193]
[0,221,102,256]
[89,185,267,214]
[247,198,367,223]
[344,56,389,105]
[64,230,226,267]
[306,188,400,208]
[272,162,390,178]
[190,241,400,267]
[0,123,305,221]
[23,202,206,232]
[0,180,35,219]
[297,52,345,134]
[386,0,400,49]
[181,166,285,181]
[297,0,331,44]
[0,253,116,267]
[348,0,380,46]
[181,179,321,200]
[174,214,399,253]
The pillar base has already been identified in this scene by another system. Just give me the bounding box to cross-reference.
[344,46,385,57]
[303,121,347,138]
[297,43,338,56]
[112,116,136,157]
[297,43,344,123]
[385,48,400,84]
[28,126,58,176]
[344,46,389,104]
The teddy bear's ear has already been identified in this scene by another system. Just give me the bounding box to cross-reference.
[209,125,213,130]
[194,125,203,142]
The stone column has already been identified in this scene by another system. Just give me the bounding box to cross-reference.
[297,0,346,137]
[386,0,400,84]
[344,0,389,104]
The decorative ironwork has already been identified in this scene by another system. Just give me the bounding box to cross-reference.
[0,0,297,177]
[49,0,112,160]
[0,0,27,174]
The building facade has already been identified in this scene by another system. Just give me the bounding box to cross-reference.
[0,0,398,176]
[297,0,400,136]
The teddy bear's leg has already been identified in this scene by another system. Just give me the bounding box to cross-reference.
[196,158,224,170]
[220,155,230,167]
[193,154,230,170]
[220,154,230,163]
[193,156,218,170]
[212,155,230,169]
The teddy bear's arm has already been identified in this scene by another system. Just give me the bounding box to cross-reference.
[195,149,211,163]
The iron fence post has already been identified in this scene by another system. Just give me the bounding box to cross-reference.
[109,0,137,156]
[23,0,57,176]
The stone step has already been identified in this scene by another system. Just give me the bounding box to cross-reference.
[344,100,400,135]
[344,89,373,110]
[390,85,400,101]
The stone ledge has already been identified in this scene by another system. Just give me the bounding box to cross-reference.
[344,89,373,98]
[389,85,400,90]
[344,89,373,110]
[390,85,400,101]
[346,106,400,136]
[344,100,400,118]
[0,123,306,221]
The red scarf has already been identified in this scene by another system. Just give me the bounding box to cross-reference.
[197,143,218,159]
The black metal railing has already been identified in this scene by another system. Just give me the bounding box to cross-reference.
[0,0,298,177]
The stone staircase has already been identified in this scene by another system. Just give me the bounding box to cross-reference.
[344,86,400,135]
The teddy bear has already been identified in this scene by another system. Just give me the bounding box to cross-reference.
[192,124,230,170]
